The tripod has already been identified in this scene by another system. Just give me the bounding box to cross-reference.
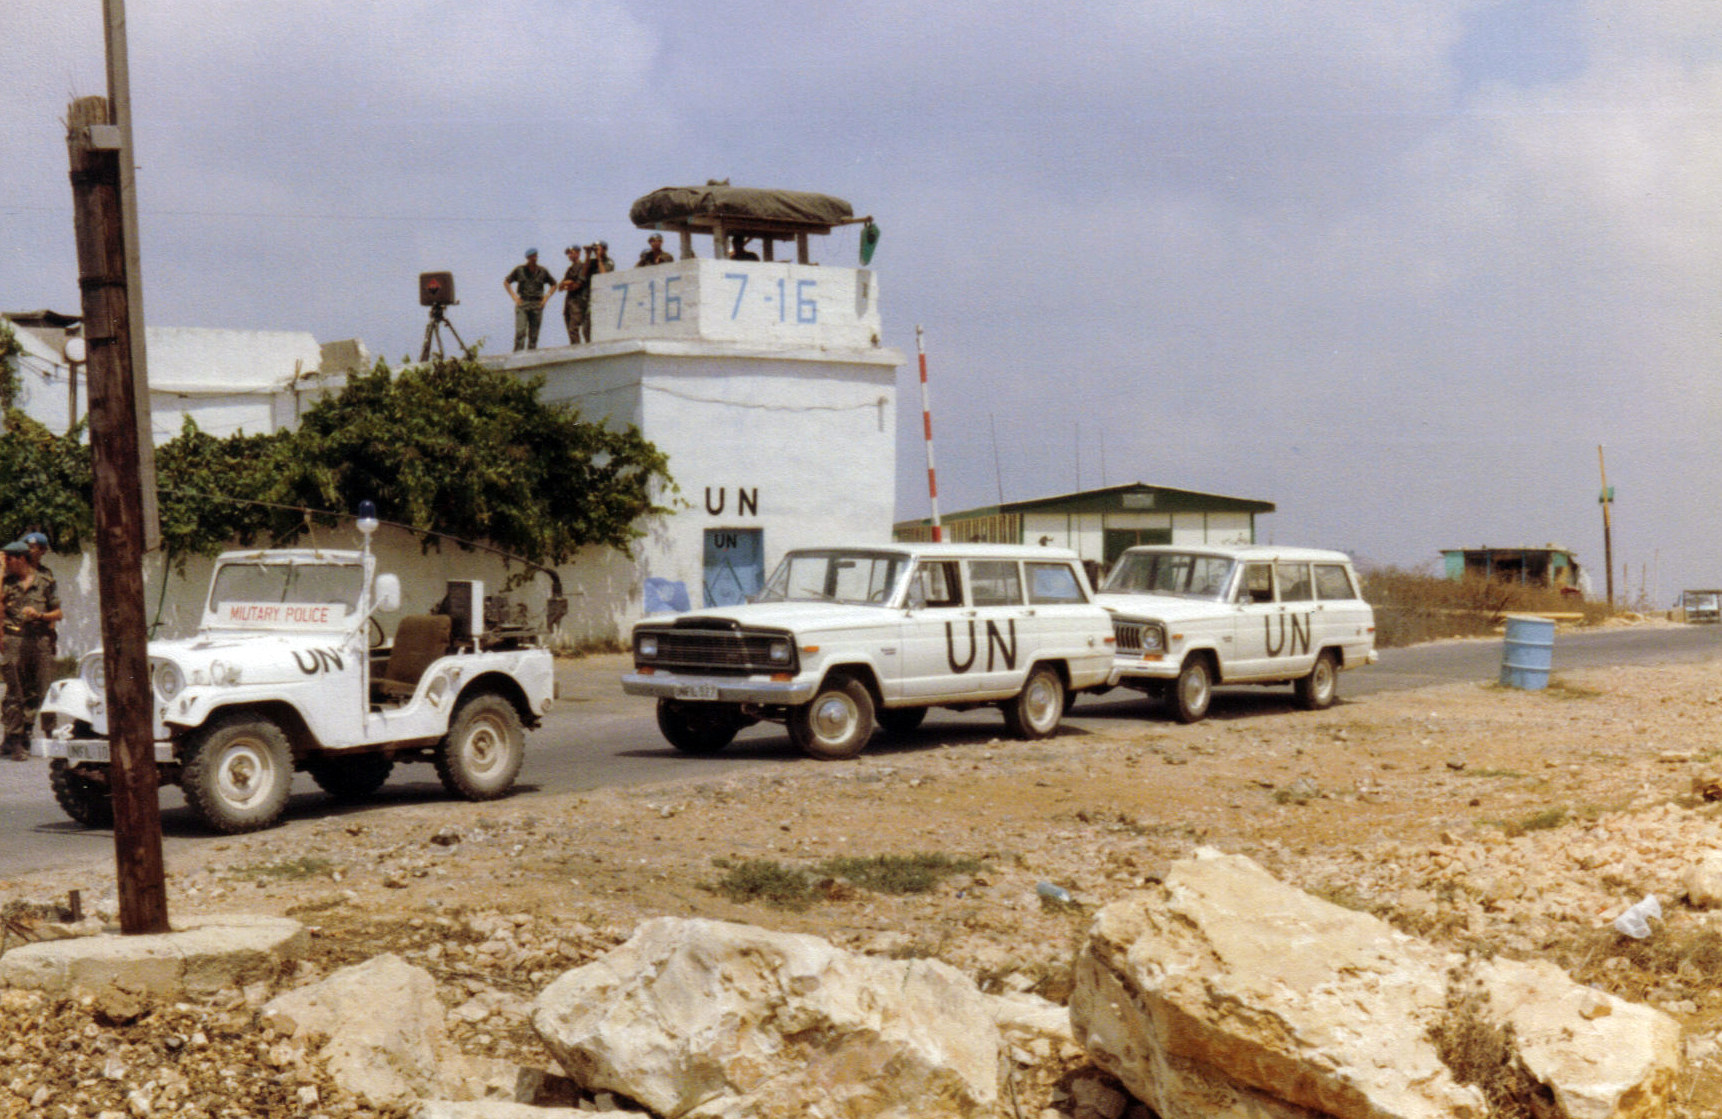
[419,301,468,362]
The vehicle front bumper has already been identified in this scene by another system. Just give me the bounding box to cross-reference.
[1110,654,1178,682]
[32,733,175,763]
[621,671,818,706]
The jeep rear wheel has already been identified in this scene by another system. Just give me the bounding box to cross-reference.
[1004,664,1065,740]
[50,759,113,829]
[1172,656,1212,724]
[789,676,874,760]
[436,693,524,800]
[1295,650,1339,711]
[181,716,294,834]
[307,753,394,801]
[656,699,743,754]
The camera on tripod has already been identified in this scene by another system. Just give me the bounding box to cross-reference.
[418,271,467,361]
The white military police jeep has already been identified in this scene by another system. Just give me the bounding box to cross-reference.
[34,545,555,834]
[623,543,1115,759]
[1095,544,1376,723]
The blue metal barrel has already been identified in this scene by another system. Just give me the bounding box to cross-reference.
[1500,615,1556,690]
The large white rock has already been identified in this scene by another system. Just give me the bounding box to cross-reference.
[532,917,1002,1119]
[262,953,461,1109]
[1478,958,1680,1119]
[1070,852,1681,1119]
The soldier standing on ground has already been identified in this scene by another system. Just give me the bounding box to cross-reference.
[504,248,557,351]
[2,540,58,760]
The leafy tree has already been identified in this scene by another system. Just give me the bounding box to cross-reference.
[0,321,22,413]
[154,417,292,560]
[0,411,93,550]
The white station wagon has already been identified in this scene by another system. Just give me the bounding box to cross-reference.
[623,543,1115,759]
[1095,544,1376,722]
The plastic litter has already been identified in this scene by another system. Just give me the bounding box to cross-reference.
[1612,894,1662,939]
[1035,881,1073,905]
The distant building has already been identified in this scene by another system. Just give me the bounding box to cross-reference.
[3,310,369,441]
[894,482,1276,569]
[1440,545,1583,591]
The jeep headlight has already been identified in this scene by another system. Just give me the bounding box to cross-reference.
[152,659,185,701]
[637,634,660,659]
[1139,624,1167,654]
[81,654,105,693]
[767,638,791,665]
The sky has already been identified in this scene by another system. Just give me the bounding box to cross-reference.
[3,1,1720,605]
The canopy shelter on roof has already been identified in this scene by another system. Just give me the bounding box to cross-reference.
[629,183,864,264]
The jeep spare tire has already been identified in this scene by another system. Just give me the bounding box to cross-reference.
[181,715,294,834]
[436,693,525,800]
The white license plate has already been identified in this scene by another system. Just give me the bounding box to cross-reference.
[673,683,720,701]
[67,740,111,763]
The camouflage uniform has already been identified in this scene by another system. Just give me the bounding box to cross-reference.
[562,259,589,344]
[2,565,57,755]
[505,261,557,350]
[637,247,674,266]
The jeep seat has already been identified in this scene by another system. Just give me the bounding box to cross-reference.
[375,614,453,701]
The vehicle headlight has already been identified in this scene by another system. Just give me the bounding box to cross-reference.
[1140,625,1166,653]
[152,659,185,701]
[81,654,105,693]
[767,638,791,664]
[637,634,659,659]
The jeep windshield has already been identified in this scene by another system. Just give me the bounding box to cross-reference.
[1102,552,1234,602]
[756,550,908,605]
[206,561,367,628]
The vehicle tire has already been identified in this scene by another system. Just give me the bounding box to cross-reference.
[181,716,294,834]
[1172,656,1213,724]
[876,706,928,736]
[789,676,875,760]
[307,753,394,801]
[1004,664,1065,740]
[1295,650,1339,711]
[656,699,741,754]
[435,693,525,800]
[49,759,113,829]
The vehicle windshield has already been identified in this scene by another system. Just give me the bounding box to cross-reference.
[207,561,367,626]
[757,550,908,606]
[1102,552,1235,602]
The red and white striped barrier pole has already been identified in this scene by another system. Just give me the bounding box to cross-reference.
[915,325,942,541]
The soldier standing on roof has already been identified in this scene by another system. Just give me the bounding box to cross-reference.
[504,248,557,351]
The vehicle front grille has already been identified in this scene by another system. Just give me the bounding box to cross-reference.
[642,628,791,675]
[1113,621,1144,654]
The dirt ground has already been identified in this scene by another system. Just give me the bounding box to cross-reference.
[7,635,1722,1117]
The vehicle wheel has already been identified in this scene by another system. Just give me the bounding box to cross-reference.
[789,676,874,760]
[435,693,524,800]
[49,759,113,829]
[876,706,927,736]
[181,716,294,834]
[307,753,394,801]
[1004,664,1065,740]
[1295,650,1339,711]
[1172,656,1213,724]
[656,699,742,754]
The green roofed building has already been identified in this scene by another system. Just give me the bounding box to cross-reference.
[893,482,1275,569]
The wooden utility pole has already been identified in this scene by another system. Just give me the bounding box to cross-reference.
[1598,445,1615,610]
[65,94,168,935]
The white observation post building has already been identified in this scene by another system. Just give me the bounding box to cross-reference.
[484,184,902,629]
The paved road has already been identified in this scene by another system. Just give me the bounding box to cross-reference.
[5,624,1721,880]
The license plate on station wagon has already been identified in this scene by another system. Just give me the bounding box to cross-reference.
[673,683,720,701]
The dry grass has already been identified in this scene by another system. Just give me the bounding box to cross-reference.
[1361,567,1611,648]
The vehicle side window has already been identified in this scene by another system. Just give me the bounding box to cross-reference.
[1314,564,1357,600]
[911,561,963,608]
[1277,564,1313,602]
[968,560,1023,606]
[1237,563,1275,604]
[1027,562,1086,604]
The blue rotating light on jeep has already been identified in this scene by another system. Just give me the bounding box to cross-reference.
[357,500,379,536]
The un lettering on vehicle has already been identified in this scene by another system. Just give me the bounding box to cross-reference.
[1264,613,1312,658]
[944,619,1017,673]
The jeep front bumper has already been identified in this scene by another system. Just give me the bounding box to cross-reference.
[32,733,175,764]
[621,671,817,706]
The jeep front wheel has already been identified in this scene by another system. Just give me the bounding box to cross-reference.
[181,716,294,834]
[1004,664,1065,740]
[656,699,742,754]
[1172,656,1213,724]
[436,693,524,800]
[789,676,874,760]
[50,759,114,829]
